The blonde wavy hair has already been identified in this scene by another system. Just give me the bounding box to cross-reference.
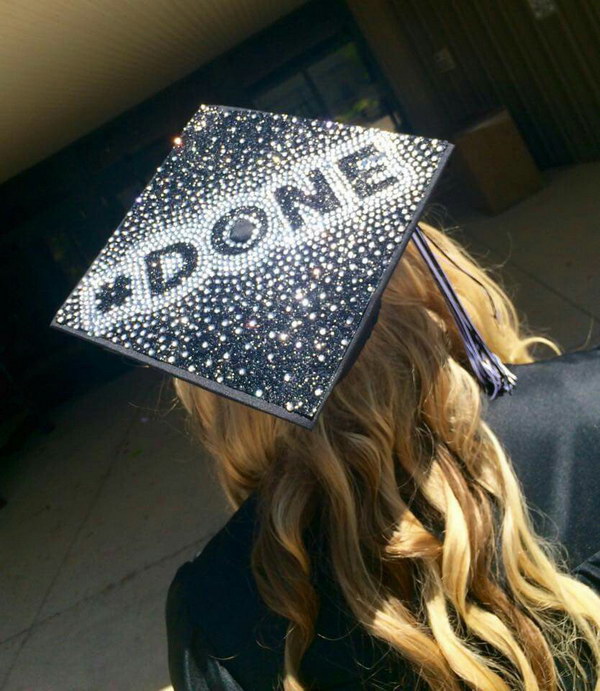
[174,221,600,690]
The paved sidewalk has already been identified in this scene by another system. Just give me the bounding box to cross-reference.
[0,369,230,691]
[449,162,600,352]
[0,163,598,690]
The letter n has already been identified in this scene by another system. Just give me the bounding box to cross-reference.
[274,169,341,231]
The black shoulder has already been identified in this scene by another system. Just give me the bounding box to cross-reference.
[165,493,287,690]
[484,345,600,445]
[165,565,246,690]
[572,550,600,593]
[187,493,258,572]
[484,345,600,567]
[488,343,600,411]
[166,493,261,628]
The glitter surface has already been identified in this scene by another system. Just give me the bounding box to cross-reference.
[52,105,453,428]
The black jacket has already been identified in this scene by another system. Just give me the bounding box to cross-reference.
[166,346,600,690]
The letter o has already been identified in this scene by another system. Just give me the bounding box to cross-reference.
[210,206,268,255]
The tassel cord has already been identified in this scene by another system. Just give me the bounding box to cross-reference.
[411,226,517,399]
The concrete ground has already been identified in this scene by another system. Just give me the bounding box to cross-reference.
[447,162,600,353]
[0,162,598,691]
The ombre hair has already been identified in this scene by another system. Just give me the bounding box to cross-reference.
[175,221,600,690]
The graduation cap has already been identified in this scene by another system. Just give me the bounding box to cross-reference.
[51,104,515,429]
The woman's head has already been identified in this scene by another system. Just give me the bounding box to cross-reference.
[174,222,600,690]
[174,221,549,506]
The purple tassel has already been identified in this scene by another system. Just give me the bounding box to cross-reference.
[411,225,517,399]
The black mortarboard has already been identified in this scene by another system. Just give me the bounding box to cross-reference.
[51,105,515,429]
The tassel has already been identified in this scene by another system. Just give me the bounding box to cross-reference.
[411,225,517,399]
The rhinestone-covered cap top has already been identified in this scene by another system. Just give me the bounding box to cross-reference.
[52,105,452,428]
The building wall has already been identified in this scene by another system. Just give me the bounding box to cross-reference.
[349,0,600,167]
